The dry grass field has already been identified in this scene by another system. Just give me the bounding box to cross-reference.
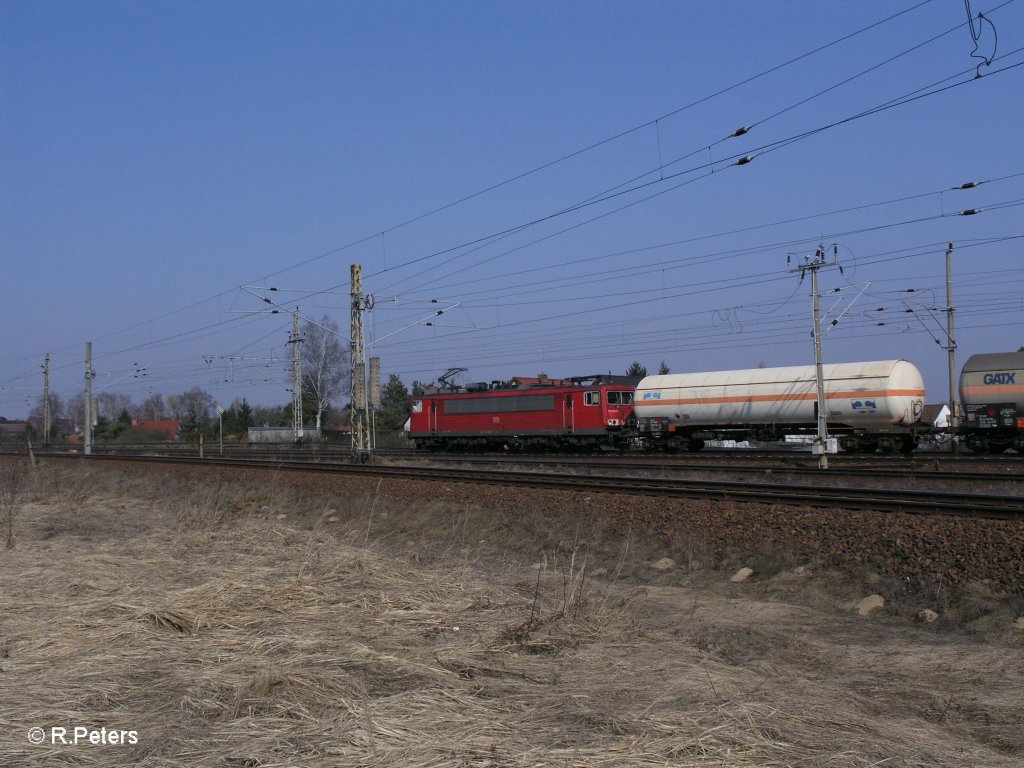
[1,458,1022,767]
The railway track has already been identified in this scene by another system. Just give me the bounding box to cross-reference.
[396,453,1024,488]
[24,443,1020,487]
[17,451,1024,520]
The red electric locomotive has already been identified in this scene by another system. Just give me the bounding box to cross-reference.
[407,373,639,452]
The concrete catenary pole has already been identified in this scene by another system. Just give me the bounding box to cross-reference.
[42,353,51,446]
[810,259,829,470]
[945,242,959,450]
[789,246,839,470]
[84,342,94,456]
[291,308,304,443]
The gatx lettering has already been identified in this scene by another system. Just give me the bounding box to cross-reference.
[983,372,1017,385]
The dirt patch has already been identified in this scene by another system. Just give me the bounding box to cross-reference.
[1,460,1022,766]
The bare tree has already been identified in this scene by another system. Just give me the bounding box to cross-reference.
[0,459,28,549]
[166,388,216,422]
[301,314,348,434]
[29,392,65,435]
[66,392,85,431]
[96,392,134,420]
[29,392,64,421]
[137,393,166,420]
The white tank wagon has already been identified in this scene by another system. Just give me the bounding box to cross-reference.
[633,360,925,453]
[959,351,1024,453]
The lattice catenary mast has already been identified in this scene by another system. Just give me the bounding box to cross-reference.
[289,308,304,442]
[350,264,373,459]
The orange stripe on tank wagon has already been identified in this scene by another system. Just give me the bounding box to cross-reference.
[960,384,1024,397]
[635,388,924,407]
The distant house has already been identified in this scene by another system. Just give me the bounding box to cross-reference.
[920,404,950,428]
[130,419,181,441]
[248,426,299,444]
[320,425,351,443]
[0,419,27,443]
[25,416,74,438]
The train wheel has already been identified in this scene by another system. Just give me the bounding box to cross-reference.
[839,437,859,453]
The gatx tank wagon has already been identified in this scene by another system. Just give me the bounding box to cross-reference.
[959,351,1024,454]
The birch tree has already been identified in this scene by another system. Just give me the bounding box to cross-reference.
[300,314,347,434]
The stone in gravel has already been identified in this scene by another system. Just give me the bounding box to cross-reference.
[326,515,339,523]
[730,566,753,583]
[856,594,885,616]
[651,557,676,573]
[793,565,811,576]
[1014,617,1024,631]
[592,567,609,577]
[276,513,287,520]
[917,609,939,623]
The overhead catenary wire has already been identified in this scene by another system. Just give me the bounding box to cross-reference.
[4,0,944,376]
[5,1,1024,411]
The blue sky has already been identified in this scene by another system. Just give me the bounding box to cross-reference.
[2,0,1022,418]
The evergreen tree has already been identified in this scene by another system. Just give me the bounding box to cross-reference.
[657,361,671,375]
[181,404,211,437]
[626,361,648,377]
[377,374,412,430]
[236,398,254,433]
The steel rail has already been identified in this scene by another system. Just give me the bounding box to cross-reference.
[24,452,1024,520]
[395,454,1023,485]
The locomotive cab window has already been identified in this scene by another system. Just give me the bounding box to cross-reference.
[607,391,620,404]
[584,391,601,406]
[606,391,633,405]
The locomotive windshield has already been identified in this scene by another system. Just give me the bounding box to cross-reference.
[607,391,633,405]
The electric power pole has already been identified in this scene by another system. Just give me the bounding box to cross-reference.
[789,246,840,469]
[350,264,373,461]
[84,342,94,456]
[290,308,304,443]
[945,242,959,451]
[42,353,51,447]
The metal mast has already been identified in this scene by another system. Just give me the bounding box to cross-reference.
[350,264,372,460]
[789,246,839,469]
[945,242,959,450]
[290,308,304,443]
[42,353,51,447]
[84,342,94,456]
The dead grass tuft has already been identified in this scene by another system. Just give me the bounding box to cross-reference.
[1,460,1023,767]
[134,606,202,634]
